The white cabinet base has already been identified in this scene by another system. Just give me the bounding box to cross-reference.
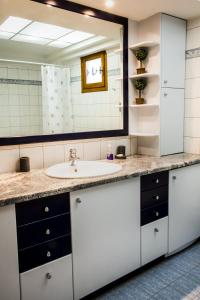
[20,256,73,300]
[141,217,168,266]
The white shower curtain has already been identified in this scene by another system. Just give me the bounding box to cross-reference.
[41,65,73,134]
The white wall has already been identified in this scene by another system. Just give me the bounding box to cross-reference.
[185,17,200,153]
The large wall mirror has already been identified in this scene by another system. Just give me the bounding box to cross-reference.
[0,0,128,145]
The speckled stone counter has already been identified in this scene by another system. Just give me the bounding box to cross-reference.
[1,153,200,207]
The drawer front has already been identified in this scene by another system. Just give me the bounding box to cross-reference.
[20,256,73,300]
[141,217,168,266]
[18,235,71,273]
[141,171,169,191]
[16,193,70,226]
[17,214,71,250]
[141,202,168,226]
[141,186,168,209]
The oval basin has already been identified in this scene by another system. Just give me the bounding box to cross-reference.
[45,160,122,179]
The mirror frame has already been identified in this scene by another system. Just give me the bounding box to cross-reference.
[0,0,128,146]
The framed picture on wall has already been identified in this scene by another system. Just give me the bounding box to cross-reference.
[81,50,108,93]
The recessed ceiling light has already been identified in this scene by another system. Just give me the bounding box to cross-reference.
[105,0,114,8]
[0,30,15,39]
[48,40,71,48]
[58,31,94,44]
[0,16,32,33]
[12,34,51,45]
[20,22,72,40]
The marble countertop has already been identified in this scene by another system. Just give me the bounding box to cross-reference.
[1,153,200,207]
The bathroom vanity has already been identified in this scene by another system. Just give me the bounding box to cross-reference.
[1,154,200,300]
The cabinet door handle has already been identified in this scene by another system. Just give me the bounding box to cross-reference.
[46,273,52,280]
[154,211,159,217]
[47,251,51,258]
[172,175,176,180]
[164,80,168,84]
[76,198,82,204]
[44,206,50,213]
[154,195,160,200]
[164,93,168,97]
[154,228,159,233]
[45,229,51,235]
[154,178,159,184]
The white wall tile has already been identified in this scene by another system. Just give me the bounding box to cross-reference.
[83,141,101,160]
[184,137,200,154]
[0,148,19,173]
[43,144,65,168]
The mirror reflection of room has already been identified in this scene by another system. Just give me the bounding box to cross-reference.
[0,0,124,137]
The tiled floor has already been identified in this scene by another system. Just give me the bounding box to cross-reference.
[92,242,200,300]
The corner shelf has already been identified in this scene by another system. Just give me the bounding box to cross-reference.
[129,41,160,50]
[129,73,159,79]
[130,132,159,137]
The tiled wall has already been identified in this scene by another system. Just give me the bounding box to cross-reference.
[68,51,123,132]
[0,62,42,137]
[185,18,200,153]
[0,136,137,173]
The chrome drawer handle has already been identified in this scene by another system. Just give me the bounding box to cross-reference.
[46,273,52,280]
[44,206,50,213]
[46,229,51,235]
[154,228,159,233]
[155,178,159,184]
[155,211,159,217]
[154,195,160,200]
[47,251,51,258]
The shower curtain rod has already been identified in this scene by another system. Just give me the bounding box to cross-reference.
[0,58,67,68]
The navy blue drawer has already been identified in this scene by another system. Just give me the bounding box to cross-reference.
[18,235,71,273]
[141,186,168,209]
[16,193,70,226]
[141,202,168,226]
[17,214,71,250]
[141,171,169,192]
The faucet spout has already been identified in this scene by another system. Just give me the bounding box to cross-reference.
[69,148,79,167]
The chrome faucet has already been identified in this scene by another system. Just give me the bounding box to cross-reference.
[69,148,79,167]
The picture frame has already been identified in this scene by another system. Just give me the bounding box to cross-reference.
[81,50,108,93]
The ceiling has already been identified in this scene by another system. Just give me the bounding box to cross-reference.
[69,0,200,21]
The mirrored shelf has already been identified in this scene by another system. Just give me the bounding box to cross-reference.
[130,132,159,137]
[129,103,159,108]
[129,41,160,50]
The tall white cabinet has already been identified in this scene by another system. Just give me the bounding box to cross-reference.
[70,179,140,300]
[129,14,186,156]
[0,205,20,300]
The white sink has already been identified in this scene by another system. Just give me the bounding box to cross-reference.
[45,160,122,179]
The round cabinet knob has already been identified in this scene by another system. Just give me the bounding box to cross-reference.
[46,229,51,235]
[172,175,177,180]
[76,198,82,204]
[154,228,159,233]
[44,206,50,213]
[155,211,159,217]
[164,93,168,97]
[156,195,160,200]
[156,178,159,184]
[46,273,52,280]
[47,251,51,258]
[164,80,168,84]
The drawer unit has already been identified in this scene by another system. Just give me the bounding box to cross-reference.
[16,193,71,274]
[16,193,70,226]
[18,235,71,273]
[141,217,168,266]
[17,213,71,250]
[20,256,73,300]
[141,202,168,226]
[141,186,168,209]
[141,171,169,191]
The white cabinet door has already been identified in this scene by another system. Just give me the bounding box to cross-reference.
[161,14,186,89]
[169,165,200,254]
[160,88,184,156]
[0,205,20,300]
[141,217,168,266]
[71,178,140,300]
[20,256,73,300]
